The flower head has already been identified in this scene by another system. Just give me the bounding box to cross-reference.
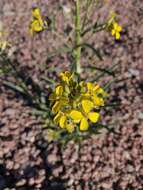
[54,111,75,133]
[111,22,122,40]
[29,7,49,35]
[69,100,100,131]
[60,71,73,84]
[82,82,107,107]
[49,71,107,133]
[107,12,122,40]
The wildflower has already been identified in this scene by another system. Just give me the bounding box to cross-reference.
[60,71,73,84]
[29,19,43,34]
[54,111,75,133]
[107,12,122,40]
[50,85,69,114]
[70,100,100,131]
[29,7,49,35]
[83,82,107,107]
[29,7,43,35]
[111,22,122,40]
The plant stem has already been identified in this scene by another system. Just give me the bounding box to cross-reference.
[75,0,82,74]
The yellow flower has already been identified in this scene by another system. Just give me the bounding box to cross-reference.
[29,19,43,35]
[111,22,122,40]
[55,85,63,96]
[69,100,100,131]
[29,7,48,35]
[93,86,107,106]
[106,12,122,40]
[50,85,69,114]
[51,86,63,113]
[49,85,63,101]
[83,82,106,107]
[54,111,75,133]
[60,71,73,84]
[32,7,42,20]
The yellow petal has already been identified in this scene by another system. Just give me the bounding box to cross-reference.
[80,117,89,131]
[88,112,100,123]
[60,71,72,83]
[117,25,122,32]
[111,29,115,36]
[87,82,93,91]
[55,85,63,96]
[82,100,94,113]
[115,32,120,40]
[113,22,118,30]
[32,8,41,19]
[52,101,61,114]
[69,110,83,122]
[93,96,104,106]
[30,20,43,32]
[59,115,66,128]
[96,87,107,97]
[93,84,100,92]
[54,112,62,124]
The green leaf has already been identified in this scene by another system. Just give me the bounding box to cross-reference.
[3,81,27,94]
[103,80,115,90]
[84,43,103,61]
[84,65,115,76]
[93,63,120,81]
[41,76,55,85]
[81,22,105,37]
[103,103,120,108]
[32,109,49,117]
[73,43,103,61]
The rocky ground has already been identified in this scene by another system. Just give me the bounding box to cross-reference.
[0,0,143,190]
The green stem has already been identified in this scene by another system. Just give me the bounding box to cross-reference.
[75,0,82,74]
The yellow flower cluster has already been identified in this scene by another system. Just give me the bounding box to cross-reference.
[107,12,122,40]
[49,71,107,133]
[29,7,48,35]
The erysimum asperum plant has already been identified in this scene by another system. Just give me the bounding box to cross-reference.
[0,0,123,144]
